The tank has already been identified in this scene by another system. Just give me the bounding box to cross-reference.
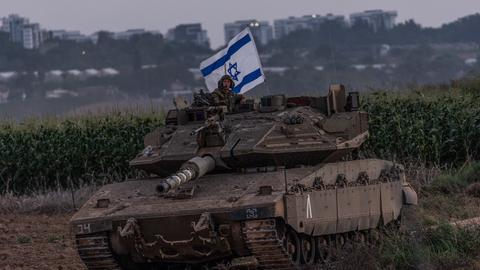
[70,84,418,270]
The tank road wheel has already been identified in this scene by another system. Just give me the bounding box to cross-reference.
[284,230,301,265]
[368,229,381,247]
[315,236,331,263]
[335,234,346,249]
[300,235,316,265]
[353,231,367,248]
[326,236,338,262]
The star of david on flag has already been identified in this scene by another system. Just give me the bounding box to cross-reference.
[200,28,265,94]
[227,62,241,81]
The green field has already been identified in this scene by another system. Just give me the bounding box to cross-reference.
[0,85,478,195]
[0,112,164,194]
[364,89,480,165]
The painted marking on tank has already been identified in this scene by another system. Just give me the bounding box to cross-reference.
[306,194,313,219]
[77,223,91,234]
[246,208,258,219]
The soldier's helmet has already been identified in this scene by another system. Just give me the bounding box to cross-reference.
[218,75,235,89]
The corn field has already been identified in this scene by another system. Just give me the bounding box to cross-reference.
[363,91,480,165]
[0,113,163,194]
[0,90,479,195]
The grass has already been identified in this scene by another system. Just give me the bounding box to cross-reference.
[429,162,480,193]
[16,235,32,244]
[380,224,480,270]
[419,193,480,223]
[379,162,480,269]
[47,234,64,243]
[0,185,97,214]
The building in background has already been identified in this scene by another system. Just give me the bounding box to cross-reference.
[114,29,149,40]
[166,23,209,47]
[224,20,273,46]
[50,29,158,43]
[0,11,399,49]
[0,14,44,49]
[50,30,90,42]
[1,14,28,44]
[349,10,398,31]
[274,14,346,39]
[22,23,42,49]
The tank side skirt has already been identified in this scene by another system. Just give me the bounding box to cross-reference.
[285,159,404,236]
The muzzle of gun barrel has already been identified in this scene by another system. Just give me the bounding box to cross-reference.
[156,156,215,193]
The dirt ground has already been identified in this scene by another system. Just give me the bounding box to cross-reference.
[0,189,478,270]
[0,214,85,270]
[0,215,378,270]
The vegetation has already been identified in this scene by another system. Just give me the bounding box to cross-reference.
[0,31,211,71]
[380,224,480,269]
[0,12,479,270]
[0,80,478,195]
[0,84,477,269]
[428,162,480,193]
[2,14,480,99]
[378,161,480,269]
[271,14,480,52]
[1,32,202,98]
[16,235,32,244]
[363,89,480,165]
[0,111,163,194]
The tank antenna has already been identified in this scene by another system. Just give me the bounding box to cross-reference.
[326,21,337,88]
[264,79,271,95]
[69,176,76,210]
[274,156,287,193]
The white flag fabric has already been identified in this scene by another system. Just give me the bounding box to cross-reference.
[200,28,265,94]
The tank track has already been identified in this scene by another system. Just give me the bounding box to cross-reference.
[242,218,381,270]
[75,233,120,270]
[242,219,297,270]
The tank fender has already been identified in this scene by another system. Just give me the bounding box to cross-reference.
[402,184,418,205]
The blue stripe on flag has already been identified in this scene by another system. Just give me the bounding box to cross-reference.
[200,34,252,77]
[233,68,262,93]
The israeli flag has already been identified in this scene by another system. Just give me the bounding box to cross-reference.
[200,28,265,94]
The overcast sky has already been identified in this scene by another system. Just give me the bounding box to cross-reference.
[1,0,479,48]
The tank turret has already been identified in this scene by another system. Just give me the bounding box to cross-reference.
[129,84,369,177]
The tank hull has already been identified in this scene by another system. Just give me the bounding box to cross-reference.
[130,108,369,176]
[71,159,417,269]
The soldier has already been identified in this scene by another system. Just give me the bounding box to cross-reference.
[212,75,243,110]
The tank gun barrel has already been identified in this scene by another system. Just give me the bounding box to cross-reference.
[156,156,216,193]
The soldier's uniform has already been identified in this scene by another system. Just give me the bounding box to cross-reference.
[212,75,236,109]
[212,88,234,106]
